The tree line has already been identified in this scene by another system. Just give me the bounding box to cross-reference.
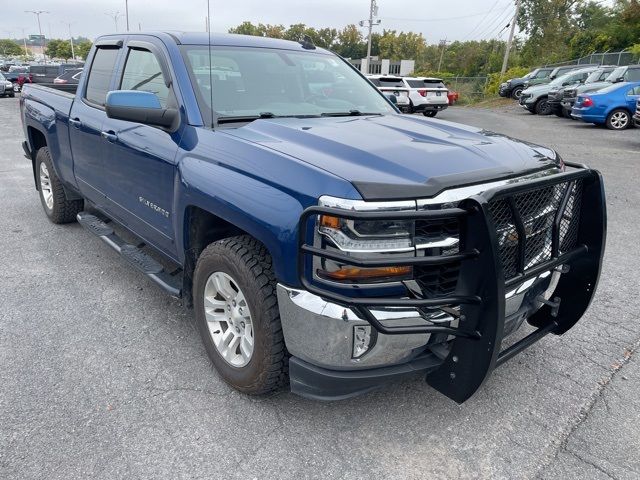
[229,0,639,76]
[0,38,92,61]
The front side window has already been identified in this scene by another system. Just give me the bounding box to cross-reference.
[85,47,120,106]
[120,48,171,107]
[181,46,395,125]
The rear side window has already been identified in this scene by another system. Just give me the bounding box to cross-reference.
[85,47,120,106]
[626,69,640,82]
[120,48,171,108]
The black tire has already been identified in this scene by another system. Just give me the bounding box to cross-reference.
[9,91,15,98]
[511,87,523,100]
[193,235,288,395]
[534,97,552,115]
[605,108,631,130]
[563,108,573,119]
[423,111,437,117]
[36,147,84,224]
[554,108,564,118]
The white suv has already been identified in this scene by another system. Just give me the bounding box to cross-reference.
[402,77,449,117]
[366,75,412,113]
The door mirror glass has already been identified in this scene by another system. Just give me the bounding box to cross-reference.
[105,90,178,130]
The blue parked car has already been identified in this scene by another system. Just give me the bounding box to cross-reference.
[572,81,640,130]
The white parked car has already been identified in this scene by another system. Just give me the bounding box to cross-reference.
[402,77,449,117]
[366,75,412,113]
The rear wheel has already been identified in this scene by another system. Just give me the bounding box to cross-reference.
[605,109,631,130]
[511,87,523,100]
[36,147,83,224]
[193,235,288,394]
[423,111,437,117]
[534,97,552,115]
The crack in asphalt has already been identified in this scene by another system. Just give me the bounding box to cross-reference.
[534,339,640,479]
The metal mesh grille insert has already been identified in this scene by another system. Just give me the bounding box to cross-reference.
[488,179,583,280]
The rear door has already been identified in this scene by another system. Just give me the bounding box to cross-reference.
[69,40,123,203]
[99,39,181,256]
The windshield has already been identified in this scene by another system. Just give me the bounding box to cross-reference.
[181,45,395,125]
[586,69,608,83]
[0,73,6,81]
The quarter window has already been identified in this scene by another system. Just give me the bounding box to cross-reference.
[120,48,171,107]
[85,47,120,106]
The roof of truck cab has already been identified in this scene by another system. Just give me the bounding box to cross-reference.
[97,31,332,54]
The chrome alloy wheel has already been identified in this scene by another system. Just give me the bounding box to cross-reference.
[39,162,54,210]
[610,111,629,129]
[203,271,254,367]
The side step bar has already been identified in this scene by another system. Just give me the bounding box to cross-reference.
[77,212,182,298]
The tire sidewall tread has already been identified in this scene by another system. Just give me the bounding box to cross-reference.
[193,235,288,394]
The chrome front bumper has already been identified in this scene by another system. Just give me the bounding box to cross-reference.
[277,284,432,369]
[277,272,558,371]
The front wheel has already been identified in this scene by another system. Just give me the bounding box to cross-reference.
[535,97,552,115]
[606,109,631,130]
[511,87,523,100]
[36,147,83,223]
[193,235,288,394]
[423,111,437,117]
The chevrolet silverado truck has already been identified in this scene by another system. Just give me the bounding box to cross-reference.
[19,32,606,403]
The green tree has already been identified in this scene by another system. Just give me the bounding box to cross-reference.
[76,40,92,60]
[0,39,22,56]
[335,24,365,58]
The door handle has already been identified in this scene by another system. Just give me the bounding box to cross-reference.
[100,131,118,143]
[69,117,82,129]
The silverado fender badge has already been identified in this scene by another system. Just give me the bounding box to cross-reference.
[139,196,170,218]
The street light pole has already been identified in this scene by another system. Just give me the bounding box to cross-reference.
[105,12,124,32]
[25,10,49,61]
[61,21,75,60]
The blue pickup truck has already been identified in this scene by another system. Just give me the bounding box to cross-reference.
[20,32,606,403]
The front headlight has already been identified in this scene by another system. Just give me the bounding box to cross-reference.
[314,196,461,285]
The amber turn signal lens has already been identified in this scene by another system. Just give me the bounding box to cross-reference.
[321,266,412,281]
[320,215,341,229]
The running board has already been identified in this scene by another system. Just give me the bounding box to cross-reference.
[77,212,182,298]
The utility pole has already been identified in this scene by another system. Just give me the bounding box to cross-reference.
[61,21,75,60]
[25,10,49,61]
[437,39,449,72]
[501,0,522,76]
[125,0,130,31]
[359,0,381,74]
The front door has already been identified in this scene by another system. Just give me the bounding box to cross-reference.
[99,42,181,257]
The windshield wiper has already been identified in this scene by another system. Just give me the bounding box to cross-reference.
[320,110,382,117]
[217,112,277,124]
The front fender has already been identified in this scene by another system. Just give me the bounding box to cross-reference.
[175,157,305,285]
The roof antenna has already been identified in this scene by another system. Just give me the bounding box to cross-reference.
[207,0,215,128]
[299,35,316,50]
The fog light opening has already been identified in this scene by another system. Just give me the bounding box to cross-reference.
[352,325,373,358]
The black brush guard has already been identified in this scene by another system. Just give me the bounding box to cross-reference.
[297,165,606,403]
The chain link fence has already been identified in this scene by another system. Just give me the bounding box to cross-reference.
[444,76,489,104]
[544,50,640,68]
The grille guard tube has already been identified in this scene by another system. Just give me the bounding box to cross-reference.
[297,166,606,403]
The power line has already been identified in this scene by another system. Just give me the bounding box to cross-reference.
[476,7,514,40]
[460,0,505,41]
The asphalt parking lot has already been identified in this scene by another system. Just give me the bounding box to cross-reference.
[1,95,639,480]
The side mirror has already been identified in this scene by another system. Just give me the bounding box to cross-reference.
[105,90,178,131]
[383,92,398,105]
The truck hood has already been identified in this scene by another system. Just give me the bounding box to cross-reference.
[577,81,611,94]
[225,114,559,200]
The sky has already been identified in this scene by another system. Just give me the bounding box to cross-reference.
[4,0,522,45]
